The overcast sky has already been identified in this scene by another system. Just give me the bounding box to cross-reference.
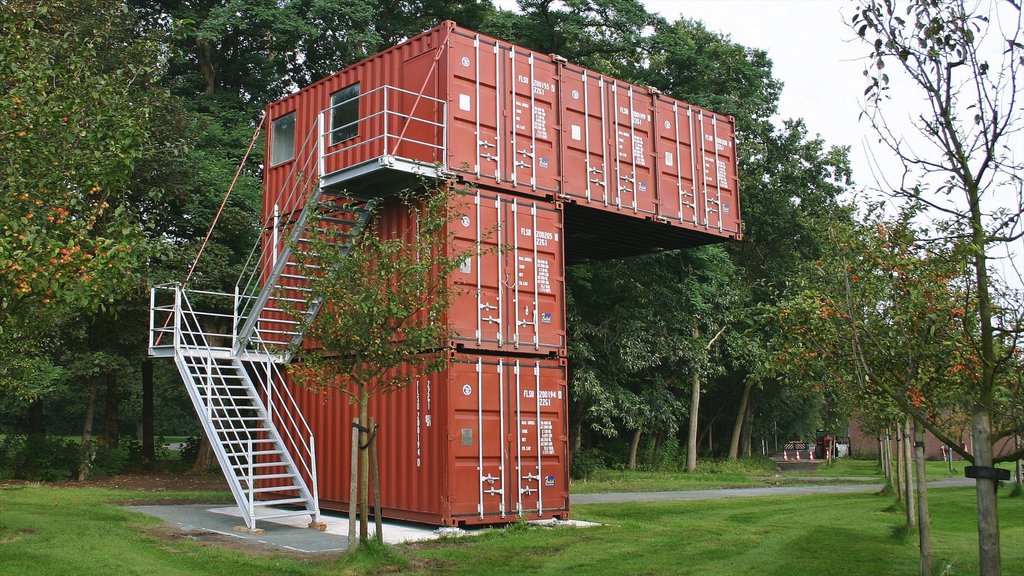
[645,1,875,184]
[491,0,1022,280]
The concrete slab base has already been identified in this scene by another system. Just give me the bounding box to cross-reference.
[128,504,600,553]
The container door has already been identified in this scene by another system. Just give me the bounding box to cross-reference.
[449,190,505,350]
[606,82,656,214]
[692,110,738,232]
[559,67,610,205]
[503,47,559,195]
[655,98,699,225]
[505,359,568,516]
[397,51,441,163]
[450,358,508,520]
[448,33,503,186]
[505,197,564,353]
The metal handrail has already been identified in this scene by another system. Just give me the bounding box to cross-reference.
[232,85,448,347]
[154,285,319,516]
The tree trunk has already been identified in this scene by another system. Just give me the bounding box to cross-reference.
[371,418,382,543]
[191,432,216,472]
[359,394,370,543]
[728,382,752,459]
[880,436,888,477]
[741,400,754,458]
[972,403,1000,575]
[895,428,904,502]
[142,359,155,464]
[686,369,700,472]
[26,399,45,436]
[78,382,99,481]
[913,420,932,576]
[348,418,358,551]
[102,373,119,448]
[903,419,916,529]
[627,427,642,470]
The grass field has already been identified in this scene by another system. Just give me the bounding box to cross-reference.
[810,457,1018,481]
[1,479,1021,575]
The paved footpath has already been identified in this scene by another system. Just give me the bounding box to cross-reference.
[572,477,974,505]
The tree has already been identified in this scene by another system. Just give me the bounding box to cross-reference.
[769,206,1023,575]
[0,0,172,441]
[289,181,471,547]
[853,1,1024,572]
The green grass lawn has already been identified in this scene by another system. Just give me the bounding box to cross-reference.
[407,488,1024,576]
[572,458,881,494]
[810,457,1017,481]
[3,481,1021,575]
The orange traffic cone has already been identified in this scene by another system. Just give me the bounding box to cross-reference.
[795,450,801,461]
[809,449,815,461]
[783,450,789,461]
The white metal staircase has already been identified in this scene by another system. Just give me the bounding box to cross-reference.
[149,85,448,531]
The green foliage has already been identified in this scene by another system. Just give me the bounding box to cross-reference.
[569,447,608,480]
[0,434,78,482]
[290,182,470,399]
[766,206,992,452]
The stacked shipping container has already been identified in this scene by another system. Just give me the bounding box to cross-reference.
[260,21,740,526]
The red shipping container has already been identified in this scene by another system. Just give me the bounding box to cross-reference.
[263,21,741,261]
[286,352,570,526]
[254,187,566,355]
[444,188,566,355]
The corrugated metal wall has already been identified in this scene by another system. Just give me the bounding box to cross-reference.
[257,20,744,526]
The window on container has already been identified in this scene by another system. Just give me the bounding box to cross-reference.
[270,112,296,165]
[330,83,360,145]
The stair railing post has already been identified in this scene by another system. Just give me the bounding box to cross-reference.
[148,286,156,350]
[310,434,320,520]
[173,286,182,352]
[265,359,273,423]
[317,111,325,179]
[441,100,448,170]
[383,87,389,161]
[206,356,213,420]
[232,285,239,350]
[272,204,280,268]
[248,437,255,528]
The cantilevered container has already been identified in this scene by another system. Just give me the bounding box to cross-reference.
[262,20,741,262]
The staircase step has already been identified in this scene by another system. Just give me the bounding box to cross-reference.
[250,472,301,481]
[234,457,290,467]
[218,430,274,438]
[210,416,266,422]
[253,509,318,521]
[249,485,302,494]
[253,497,307,507]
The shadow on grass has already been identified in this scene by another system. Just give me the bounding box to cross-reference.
[888,522,917,545]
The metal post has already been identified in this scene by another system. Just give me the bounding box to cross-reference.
[512,200,520,348]
[534,361,543,514]
[272,204,280,267]
[310,434,320,522]
[382,87,389,161]
[498,359,506,517]
[316,112,325,179]
[514,360,523,515]
[477,358,485,519]
[265,359,273,423]
[148,286,156,350]
[531,204,539,350]
[248,437,255,529]
[173,287,182,351]
[232,285,239,350]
